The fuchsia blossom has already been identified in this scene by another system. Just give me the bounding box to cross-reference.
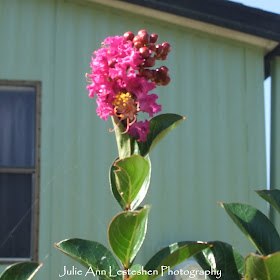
[128,120,151,142]
[86,30,171,142]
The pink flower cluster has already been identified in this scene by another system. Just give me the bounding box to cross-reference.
[86,35,162,142]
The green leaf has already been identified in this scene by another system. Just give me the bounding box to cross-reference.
[110,159,126,210]
[0,262,42,280]
[220,202,280,255]
[130,264,142,272]
[110,155,151,211]
[112,116,131,159]
[256,189,280,215]
[136,114,185,157]
[55,238,122,280]
[194,241,244,280]
[145,241,211,280]
[108,205,150,267]
[113,155,151,210]
[245,252,280,280]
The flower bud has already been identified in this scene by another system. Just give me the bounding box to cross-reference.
[134,41,143,49]
[162,42,171,54]
[155,44,163,57]
[141,69,153,80]
[150,70,157,81]
[160,66,169,75]
[160,54,168,60]
[150,33,158,43]
[138,29,148,36]
[133,35,140,44]
[148,43,156,52]
[144,57,155,67]
[124,31,134,41]
[138,33,149,45]
[139,47,150,58]
[161,75,170,86]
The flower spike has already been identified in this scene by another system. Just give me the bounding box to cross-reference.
[86,30,171,141]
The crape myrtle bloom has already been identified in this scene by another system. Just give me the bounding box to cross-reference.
[86,30,171,142]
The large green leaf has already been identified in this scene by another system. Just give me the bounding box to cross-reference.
[108,205,150,267]
[110,155,151,211]
[136,114,185,157]
[145,241,211,280]
[245,252,280,280]
[220,203,280,255]
[112,155,150,210]
[193,241,244,280]
[256,189,280,215]
[112,116,131,159]
[55,238,122,280]
[0,262,42,280]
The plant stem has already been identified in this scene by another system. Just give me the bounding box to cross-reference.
[123,266,129,280]
[112,116,131,159]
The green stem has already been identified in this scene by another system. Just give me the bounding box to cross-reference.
[112,116,131,159]
[123,266,129,280]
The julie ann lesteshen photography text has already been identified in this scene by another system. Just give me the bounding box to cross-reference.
[58,265,222,279]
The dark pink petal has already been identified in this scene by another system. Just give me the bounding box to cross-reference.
[96,98,114,120]
[138,94,162,117]
[126,75,156,97]
[128,120,151,142]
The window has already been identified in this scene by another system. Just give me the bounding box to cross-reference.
[0,81,41,263]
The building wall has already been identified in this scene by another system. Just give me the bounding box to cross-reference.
[0,0,267,278]
[271,57,280,232]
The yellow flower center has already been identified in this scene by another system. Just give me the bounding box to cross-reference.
[113,92,138,120]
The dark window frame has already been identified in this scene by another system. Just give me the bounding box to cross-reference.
[0,80,41,263]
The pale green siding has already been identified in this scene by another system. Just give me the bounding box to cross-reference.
[271,57,280,231]
[0,0,267,278]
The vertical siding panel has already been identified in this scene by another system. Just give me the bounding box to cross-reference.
[174,33,199,241]
[245,48,267,206]
[270,57,280,231]
[172,31,195,242]
[196,36,214,235]
[215,43,232,241]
